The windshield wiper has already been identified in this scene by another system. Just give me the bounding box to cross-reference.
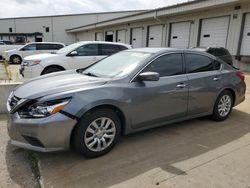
[83,72,99,77]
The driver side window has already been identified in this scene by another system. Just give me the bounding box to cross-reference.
[21,44,36,51]
[75,44,98,56]
[143,53,184,77]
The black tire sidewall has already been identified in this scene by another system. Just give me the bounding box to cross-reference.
[73,109,121,158]
[212,90,233,121]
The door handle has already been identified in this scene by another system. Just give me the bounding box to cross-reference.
[176,83,187,88]
[213,77,221,81]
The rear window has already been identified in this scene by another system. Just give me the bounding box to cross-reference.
[99,44,126,56]
[37,43,64,50]
[186,53,214,73]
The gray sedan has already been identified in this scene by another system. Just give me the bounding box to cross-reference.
[7,48,246,158]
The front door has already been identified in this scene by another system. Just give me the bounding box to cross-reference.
[19,43,37,58]
[128,53,189,129]
[67,44,105,70]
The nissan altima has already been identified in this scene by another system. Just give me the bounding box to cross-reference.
[7,48,246,158]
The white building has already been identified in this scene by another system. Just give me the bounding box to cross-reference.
[1,0,250,70]
[0,10,145,45]
[66,0,250,71]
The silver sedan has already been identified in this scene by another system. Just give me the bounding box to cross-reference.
[7,48,246,158]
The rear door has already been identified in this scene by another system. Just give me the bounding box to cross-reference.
[129,53,189,129]
[185,53,223,115]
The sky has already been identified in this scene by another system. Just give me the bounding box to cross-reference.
[0,0,188,18]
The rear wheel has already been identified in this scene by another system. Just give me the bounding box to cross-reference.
[73,109,121,158]
[211,90,233,121]
[10,55,22,64]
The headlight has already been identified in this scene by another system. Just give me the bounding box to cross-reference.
[18,98,70,118]
[30,60,41,66]
[22,60,41,66]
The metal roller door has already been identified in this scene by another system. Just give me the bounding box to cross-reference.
[95,32,103,41]
[170,22,191,48]
[148,25,163,47]
[240,13,250,55]
[131,27,143,48]
[117,30,126,43]
[199,16,230,47]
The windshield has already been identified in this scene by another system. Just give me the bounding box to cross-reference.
[56,43,82,54]
[82,51,152,78]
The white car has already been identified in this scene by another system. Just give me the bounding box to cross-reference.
[20,41,131,78]
[4,42,65,64]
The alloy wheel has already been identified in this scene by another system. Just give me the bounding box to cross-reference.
[218,95,232,117]
[84,117,116,152]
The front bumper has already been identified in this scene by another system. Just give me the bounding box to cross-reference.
[20,64,44,78]
[7,112,77,152]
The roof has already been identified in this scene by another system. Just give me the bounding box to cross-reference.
[66,0,240,33]
[127,48,177,53]
[28,42,65,45]
[69,41,132,47]
[0,10,147,20]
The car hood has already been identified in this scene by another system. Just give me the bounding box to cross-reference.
[5,49,17,53]
[13,70,110,99]
[24,53,60,61]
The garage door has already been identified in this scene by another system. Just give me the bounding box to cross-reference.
[117,30,126,43]
[199,16,230,47]
[170,22,191,48]
[240,13,250,55]
[131,27,143,48]
[148,25,163,47]
[96,32,103,41]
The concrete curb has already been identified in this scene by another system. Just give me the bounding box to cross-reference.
[0,83,21,114]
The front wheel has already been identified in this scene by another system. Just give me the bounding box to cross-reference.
[73,109,121,158]
[211,90,233,121]
[10,55,22,64]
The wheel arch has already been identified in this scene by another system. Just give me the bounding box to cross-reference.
[41,64,66,75]
[216,87,236,107]
[10,54,22,62]
[69,104,127,148]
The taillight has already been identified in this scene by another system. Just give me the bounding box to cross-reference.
[236,72,245,81]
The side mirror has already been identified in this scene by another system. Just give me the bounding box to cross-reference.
[68,51,78,56]
[137,72,160,81]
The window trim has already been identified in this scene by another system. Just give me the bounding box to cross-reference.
[130,52,184,82]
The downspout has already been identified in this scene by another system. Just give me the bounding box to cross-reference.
[153,10,162,23]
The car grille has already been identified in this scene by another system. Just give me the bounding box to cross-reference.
[8,95,21,110]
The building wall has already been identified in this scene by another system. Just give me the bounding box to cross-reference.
[0,10,143,45]
[74,3,250,58]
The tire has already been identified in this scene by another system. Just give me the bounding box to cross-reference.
[73,109,121,158]
[42,67,63,75]
[211,90,233,121]
[10,55,22,64]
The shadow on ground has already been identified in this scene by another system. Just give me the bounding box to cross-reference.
[31,108,250,188]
